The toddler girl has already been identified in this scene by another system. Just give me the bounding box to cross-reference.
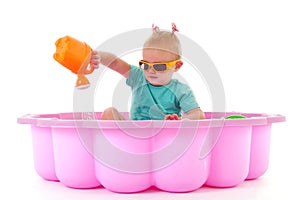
[90,24,205,120]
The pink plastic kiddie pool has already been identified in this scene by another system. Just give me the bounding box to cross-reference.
[17,112,285,193]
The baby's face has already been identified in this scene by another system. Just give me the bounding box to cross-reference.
[142,48,179,86]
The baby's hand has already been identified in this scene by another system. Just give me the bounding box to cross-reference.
[90,51,101,69]
[164,114,182,120]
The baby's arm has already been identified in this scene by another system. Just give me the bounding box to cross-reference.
[182,108,205,120]
[90,51,130,78]
[165,108,205,120]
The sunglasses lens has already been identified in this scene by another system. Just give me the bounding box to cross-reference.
[139,62,149,70]
[153,64,167,71]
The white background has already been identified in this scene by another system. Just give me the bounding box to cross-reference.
[0,0,299,199]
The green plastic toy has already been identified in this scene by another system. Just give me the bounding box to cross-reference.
[226,115,246,119]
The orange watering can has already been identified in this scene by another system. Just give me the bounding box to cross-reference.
[53,36,96,89]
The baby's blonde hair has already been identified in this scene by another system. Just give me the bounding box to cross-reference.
[143,30,182,59]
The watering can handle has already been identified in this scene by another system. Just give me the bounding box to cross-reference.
[78,52,94,75]
[83,64,94,74]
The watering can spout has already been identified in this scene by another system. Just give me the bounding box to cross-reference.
[76,74,90,89]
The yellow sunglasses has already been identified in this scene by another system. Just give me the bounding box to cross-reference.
[139,59,181,72]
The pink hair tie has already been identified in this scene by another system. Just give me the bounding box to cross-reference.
[152,24,160,32]
[171,23,179,33]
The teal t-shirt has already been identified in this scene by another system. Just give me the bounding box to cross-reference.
[126,65,199,120]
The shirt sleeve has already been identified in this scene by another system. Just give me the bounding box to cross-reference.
[177,83,200,113]
[126,65,144,88]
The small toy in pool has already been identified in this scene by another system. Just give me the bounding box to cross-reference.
[53,36,97,89]
[226,115,247,119]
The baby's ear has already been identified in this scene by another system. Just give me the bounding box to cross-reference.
[175,61,183,71]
